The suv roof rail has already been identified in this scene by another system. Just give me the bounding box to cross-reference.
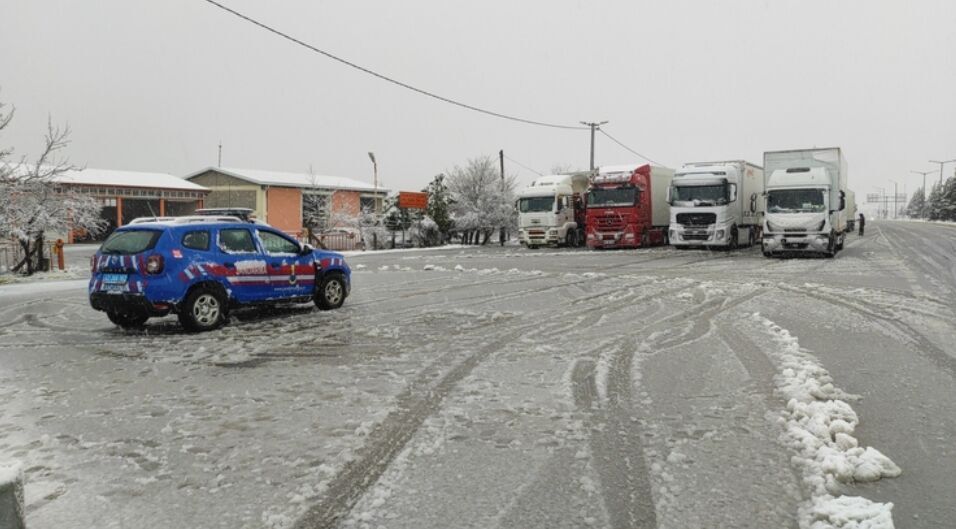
[172,216,243,224]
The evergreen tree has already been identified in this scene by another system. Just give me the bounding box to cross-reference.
[904,186,925,218]
[424,174,453,241]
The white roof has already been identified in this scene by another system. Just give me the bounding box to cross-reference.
[53,167,208,191]
[185,167,388,193]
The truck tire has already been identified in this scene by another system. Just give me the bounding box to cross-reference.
[748,228,756,247]
[730,225,739,250]
[315,273,347,310]
[565,231,578,248]
[107,310,148,329]
[179,286,226,332]
[641,230,649,247]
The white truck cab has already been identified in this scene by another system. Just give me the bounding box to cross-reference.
[762,148,848,258]
[516,174,588,248]
[667,161,764,248]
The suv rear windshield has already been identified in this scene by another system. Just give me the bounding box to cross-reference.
[100,230,162,255]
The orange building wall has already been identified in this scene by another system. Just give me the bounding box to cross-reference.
[331,190,361,217]
[266,187,303,235]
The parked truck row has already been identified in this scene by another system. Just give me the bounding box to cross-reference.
[516,147,854,258]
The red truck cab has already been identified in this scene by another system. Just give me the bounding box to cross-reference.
[585,164,675,249]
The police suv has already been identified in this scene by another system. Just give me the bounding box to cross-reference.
[89,217,351,331]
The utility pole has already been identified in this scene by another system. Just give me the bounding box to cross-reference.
[911,170,934,219]
[890,180,899,219]
[499,149,506,246]
[218,142,222,167]
[580,121,608,171]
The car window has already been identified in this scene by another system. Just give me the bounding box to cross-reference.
[218,228,257,253]
[182,230,210,251]
[100,230,162,255]
[259,230,300,255]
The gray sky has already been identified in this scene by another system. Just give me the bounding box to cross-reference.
[2,1,954,202]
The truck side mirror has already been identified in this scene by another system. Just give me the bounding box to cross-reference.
[839,190,846,211]
[750,193,757,213]
[666,186,673,205]
[728,184,738,202]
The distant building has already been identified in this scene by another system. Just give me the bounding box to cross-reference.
[184,167,388,236]
[53,168,209,241]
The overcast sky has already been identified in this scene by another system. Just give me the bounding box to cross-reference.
[2,1,954,203]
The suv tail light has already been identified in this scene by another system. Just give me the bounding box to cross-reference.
[146,254,164,275]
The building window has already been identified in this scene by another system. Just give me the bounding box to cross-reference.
[360,196,376,213]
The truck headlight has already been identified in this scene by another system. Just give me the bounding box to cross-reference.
[669,229,676,239]
[716,229,725,239]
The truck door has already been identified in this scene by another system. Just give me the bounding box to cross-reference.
[257,229,314,299]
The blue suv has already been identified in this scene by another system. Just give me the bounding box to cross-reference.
[89,219,351,331]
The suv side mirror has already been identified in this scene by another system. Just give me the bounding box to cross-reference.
[300,243,314,255]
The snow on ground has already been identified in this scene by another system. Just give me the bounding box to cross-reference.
[750,314,901,529]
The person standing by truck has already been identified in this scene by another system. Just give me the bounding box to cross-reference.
[858,212,865,236]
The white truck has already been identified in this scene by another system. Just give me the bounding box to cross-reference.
[516,173,589,248]
[762,147,849,258]
[666,161,764,248]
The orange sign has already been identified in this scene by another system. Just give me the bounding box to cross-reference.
[398,191,428,209]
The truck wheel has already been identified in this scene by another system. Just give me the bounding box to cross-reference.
[107,311,148,329]
[565,231,577,248]
[179,287,226,332]
[315,273,347,310]
[641,230,649,247]
[730,226,739,249]
[824,233,836,258]
[748,228,756,247]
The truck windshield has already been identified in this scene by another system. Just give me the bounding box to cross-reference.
[518,196,554,213]
[671,184,728,205]
[767,189,826,213]
[587,187,637,207]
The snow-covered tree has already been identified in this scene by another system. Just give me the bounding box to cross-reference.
[423,173,453,243]
[904,186,925,218]
[446,155,517,245]
[926,182,945,220]
[0,100,106,274]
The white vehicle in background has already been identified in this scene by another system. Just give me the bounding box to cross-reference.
[667,161,764,248]
[516,173,589,248]
[762,147,848,258]
[846,189,858,233]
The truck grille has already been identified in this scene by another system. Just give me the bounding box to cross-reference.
[783,228,806,234]
[676,213,716,226]
[594,216,625,230]
[682,233,709,241]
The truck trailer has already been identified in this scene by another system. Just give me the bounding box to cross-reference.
[585,164,674,249]
[516,173,589,248]
[762,147,849,258]
[667,160,764,248]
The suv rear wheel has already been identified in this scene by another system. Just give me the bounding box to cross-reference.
[315,273,346,310]
[179,287,226,332]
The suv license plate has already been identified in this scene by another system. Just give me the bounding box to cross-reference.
[102,273,128,284]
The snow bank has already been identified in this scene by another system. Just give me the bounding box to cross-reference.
[753,313,901,529]
[0,461,22,488]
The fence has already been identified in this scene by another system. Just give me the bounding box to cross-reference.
[0,244,20,273]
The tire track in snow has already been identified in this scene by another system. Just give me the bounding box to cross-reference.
[775,284,956,381]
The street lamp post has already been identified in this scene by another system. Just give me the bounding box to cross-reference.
[368,152,379,214]
[929,158,956,187]
[910,170,934,219]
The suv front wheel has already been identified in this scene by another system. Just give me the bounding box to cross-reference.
[315,273,346,310]
[179,287,226,332]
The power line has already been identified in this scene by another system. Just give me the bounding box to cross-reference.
[598,128,664,166]
[201,0,588,131]
[502,154,543,176]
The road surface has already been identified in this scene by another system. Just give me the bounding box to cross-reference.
[0,220,954,529]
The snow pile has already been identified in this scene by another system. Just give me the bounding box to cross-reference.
[0,460,23,487]
[753,314,901,529]
[422,264,448,272]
